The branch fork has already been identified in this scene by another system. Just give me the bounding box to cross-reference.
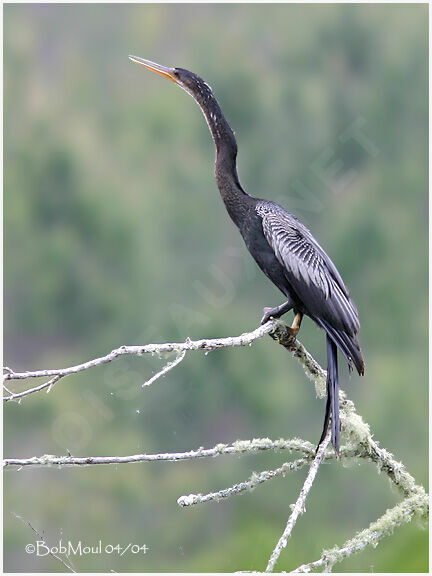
[4,320,428,572]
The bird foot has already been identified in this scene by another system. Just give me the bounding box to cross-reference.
[261,307,288,325]
[260,301,294,325]
[261,307,276,325]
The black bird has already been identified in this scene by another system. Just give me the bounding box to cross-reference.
[129,56,365,453]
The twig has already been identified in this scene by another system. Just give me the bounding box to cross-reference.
[12,513,76,572]
[3,382,16,396]
[3,321,277,402]
[142,350,186,387]
[266,430,332,572]
[3,374,65,403]
[178,457,309,507]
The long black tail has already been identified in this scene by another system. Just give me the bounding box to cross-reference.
[314,319,364,453]
[318,335,340,453]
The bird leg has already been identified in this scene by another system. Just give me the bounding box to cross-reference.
[289,312,303,336]
[282,312,304,344]
[261,300,293,324]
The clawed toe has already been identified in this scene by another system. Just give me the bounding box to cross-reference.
[261,307,274,325]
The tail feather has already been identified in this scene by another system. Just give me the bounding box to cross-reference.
[328,337,340,451]
[318,379,331,447]
[313,316,364,453]
[316,318,364,376]
[318,336,340,453]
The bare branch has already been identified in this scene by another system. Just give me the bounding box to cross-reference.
[266,430,332,572]
[3,320,277,402]
[142,350,186,387]
[2,319,325,402]
[12,513,76,573]
[3,374,65,403]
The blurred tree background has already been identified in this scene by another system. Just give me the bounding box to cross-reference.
[3,3,428,573]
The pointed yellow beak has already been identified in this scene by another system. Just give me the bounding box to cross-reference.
[129,55,178,83]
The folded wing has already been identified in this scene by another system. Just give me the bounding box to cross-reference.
[257,202,360,337]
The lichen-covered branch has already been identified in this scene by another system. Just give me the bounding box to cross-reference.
[178,456,309,507]
[3,437,316,468]
[266,430,332,572]
[269,320,327,398]
[3,320,428,573]
[293,490,428,573]
[361,437,421,499]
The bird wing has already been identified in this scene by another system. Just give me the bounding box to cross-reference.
[257,202,360,335]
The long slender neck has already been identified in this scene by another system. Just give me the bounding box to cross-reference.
[200,96,239,178]
[182,77,250,215]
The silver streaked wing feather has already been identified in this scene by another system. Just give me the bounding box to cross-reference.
[257,202,359,334]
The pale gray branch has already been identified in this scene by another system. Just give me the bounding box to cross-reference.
[3,321,277,402]
[3,320,428,573]
[3,437,316,468]
[3,374,66,403]
[363,437,421,499]
[178,456,309,507]
[266,430,332,572]
[142,350,186,387]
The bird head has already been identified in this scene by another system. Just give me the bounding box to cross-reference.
[128,55,237,157]
[129,56,212,101]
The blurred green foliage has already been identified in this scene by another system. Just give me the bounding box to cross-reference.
[4,4,428,572]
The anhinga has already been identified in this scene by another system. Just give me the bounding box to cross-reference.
[129,56,365,453]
